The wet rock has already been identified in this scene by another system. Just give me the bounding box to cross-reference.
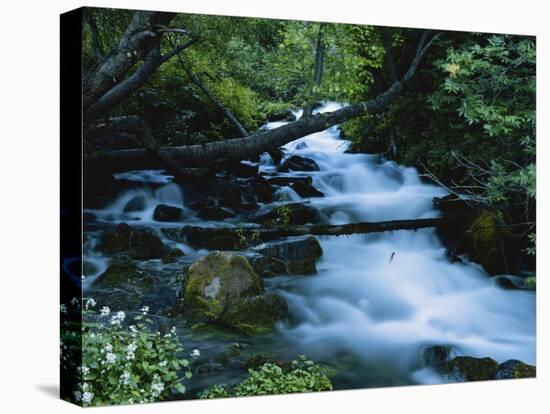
[251,236,323,276]
[442,356,498,382]
[291,180,324,198]
[223,161,259,178]
[197,362,225,375]
[222,293,288,334]
[197,206,236,220]
[267,175,313,186]
[281,155,320,172]
[161,248,185,264]
[153,204,183,222]
[93,260,143,289]
[123,195,147,213]
[495,359,536,379]
[295,141,309,150]
[254,202,321,225]
[266,108,295,122]
[98,223,132,254]
[97,223,169,260]
[183,251,264,321]
[422,345,453,371]
[128,230,169,260]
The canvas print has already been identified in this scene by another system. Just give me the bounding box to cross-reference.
[60,6,536,406]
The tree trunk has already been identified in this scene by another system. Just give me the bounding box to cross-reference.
[85,30,438,174]
[161,217,449,248]
[83,11,175,111]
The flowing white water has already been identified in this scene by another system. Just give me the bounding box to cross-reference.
[84,102,535,387]
[261,102,535,383]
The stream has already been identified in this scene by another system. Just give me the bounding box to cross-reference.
[83,102,536,395]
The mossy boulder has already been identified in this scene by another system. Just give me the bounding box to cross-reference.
[222,293,288,334]
[495,359,536,379]
[251,236,323,276]
[183,251,264,320]
[442,356,498,382]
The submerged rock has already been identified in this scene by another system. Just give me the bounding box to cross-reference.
[251,236,323,276]
[254,202,321,226]
[281,155,320,172]
[123,195,147,213]
[153,204,183,222]
[422,345,453,371]
[291,180,324,198]
[495,359,536,379]
[442,356,498,382]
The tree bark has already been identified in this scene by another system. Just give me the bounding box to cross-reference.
[82,11,175,111]
[85,30,438,173]
[161,217,449,247]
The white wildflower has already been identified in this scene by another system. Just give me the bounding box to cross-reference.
[105,352,117,365]
[120,371,131,385]
[82,391,94,405]
[159,360,167,367]
[129,325,138,333]
[99,306,110,317]
[190,349,200,358]
[85,298,96,310]
[110,311,126,327]
[71,297,80,308]
[60,304,68,314]
[141,305,150,315]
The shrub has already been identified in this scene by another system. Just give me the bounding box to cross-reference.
[61,299,192,406]
[200,355,333,399]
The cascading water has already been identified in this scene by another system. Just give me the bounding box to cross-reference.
[261,102,535,386]
[84,102,535,390]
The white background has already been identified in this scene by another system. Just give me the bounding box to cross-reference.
[0,0,547,412]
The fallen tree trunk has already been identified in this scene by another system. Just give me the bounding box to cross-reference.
[85,30,439,174]
[161,217,449,249]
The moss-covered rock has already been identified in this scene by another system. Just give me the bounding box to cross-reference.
[495,359,536,379]
[222,293,288,334]
[183,251,264,320]
[465,210,516,274]
[251,236,323,276]
[93,260,139,288]
[442,356,498,382]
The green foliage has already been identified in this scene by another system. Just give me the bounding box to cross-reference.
[200,355,333,398]
[62,299,191,406]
